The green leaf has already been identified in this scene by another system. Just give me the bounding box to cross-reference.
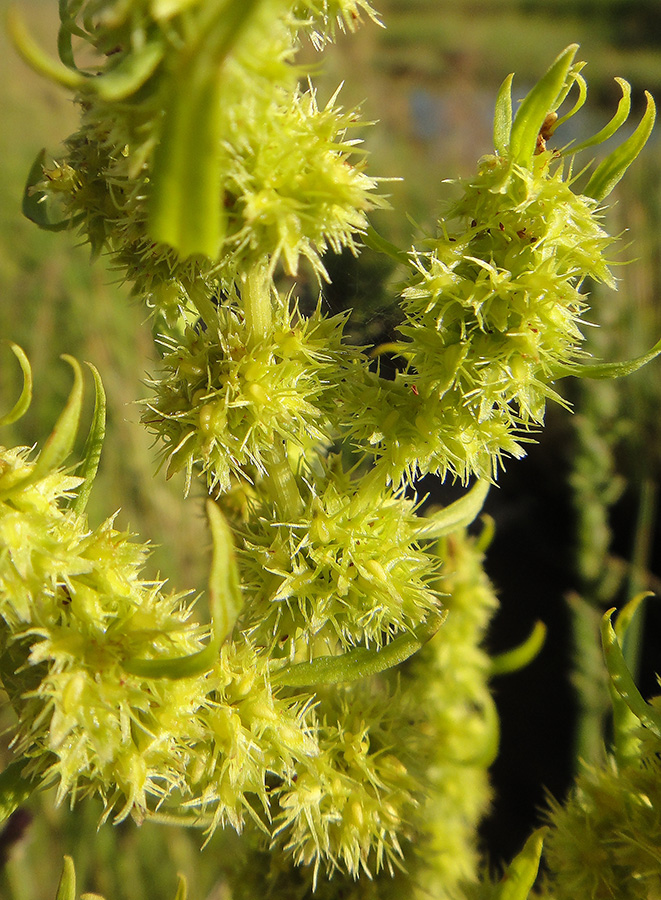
[56,857,76,900]
[0,356,83,500]
[57,0,86,69]
[0,759,36,826]
[490,621,546,676]
[93,40,165,102]
[7,5,85,89]
[416,480,490,540]
[494,73,514,156]
[563,77,631,157]
[122,503,241,679]
[22,149,76,232]
[557,335,661,380]
[148,0,264,258]
[206,500,243,643]
[71,363,106,516]
[584,90,656,200]
[509,44,578,167]
[363,225,412,267]
[0,342,32,426]
[496,828,547,900]
[272,614,445,687]
[552,70,587,132]
[601,608,661,736]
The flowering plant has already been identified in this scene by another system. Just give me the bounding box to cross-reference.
[1,2,660,898]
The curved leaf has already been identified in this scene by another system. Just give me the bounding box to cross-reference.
[0,356,84,500]
[7,5,85,89]
[509,44,578,167]
[553,70,587,132]
[272,614,445,687]
[93,40,165,102]
[70,363,106,515]
[584,90,656,200]
[490,620,547,676]
[556,334,661,380]
[601,608,661,735]
[494,73,514,157]
[0,342,32,426]
[416,479,490,540]
[563,77,631,157]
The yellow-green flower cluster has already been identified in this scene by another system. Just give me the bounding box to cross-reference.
[539,718,661,900]
[143,290,355,494]
[343,45,656,486]
[19,0,382,298]
[238,460,441,656]
[0,441,316,827]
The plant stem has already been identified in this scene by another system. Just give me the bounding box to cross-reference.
[623,478,657,681]
[268,442,304,520]
[241,264,272,345]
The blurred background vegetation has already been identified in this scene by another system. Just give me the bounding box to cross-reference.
[0,0,659,896]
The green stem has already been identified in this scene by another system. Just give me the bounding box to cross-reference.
[241,264,272,344]
[622,478,657,681]
[185,278,219,329]
[268,442,304,520]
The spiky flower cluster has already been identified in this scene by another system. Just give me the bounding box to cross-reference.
[5,5,660,900]
[344,54,656,485]
[143,289,355,494]
[20,0,382,299]
[0,438,316,827]
[238,460,441,656]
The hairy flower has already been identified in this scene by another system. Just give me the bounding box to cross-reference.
[0,442,317,828]
[237,460,442,656]
[144,295,355,494]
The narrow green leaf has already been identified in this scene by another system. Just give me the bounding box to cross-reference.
[148,57,225,259]
[57,0,86,69]
[553,70,587,132]
[601,609,661,735]
[32,355,83,478]
[614,590,653,643]
[7,5,85,89]
[93,40,164,102]
[22,149,76,232]
[417,480,490,540]
[122,640,219,680]
[56,857,76,900]
[0,342,32,426]
[584,90,656,200]
[122,503,241,679]
[272,614,445,687]
[0,356,83,500]
[563,78,631,157]
[71,363,106,516]
[148,0,264,258]
[206,500,243,643]
[558,334,661,380]
[173,874,188,900]
[490,621,546,676]
[509,44,578,167]
[496,828,547,900]
[363,225,412,267]
[493,73,514,156]
[0,759,36,825]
